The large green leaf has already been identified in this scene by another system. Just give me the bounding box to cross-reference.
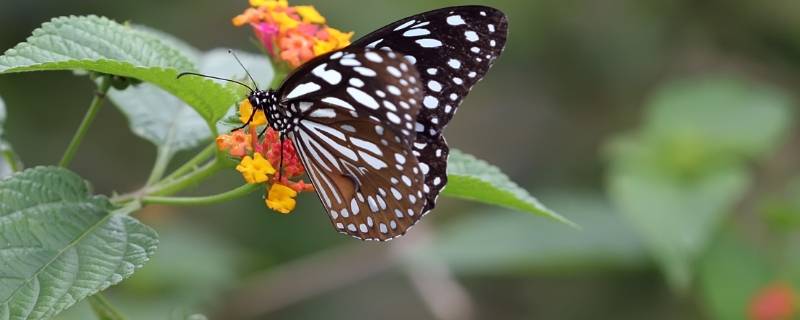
[107,48,273,154]
[444,149,573,226]
[0,96,21,178]
[414,192,646,275]
[606,75,793,290]
[0,15,239,127]
[0,166,158,320]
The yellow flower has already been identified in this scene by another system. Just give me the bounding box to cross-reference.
[295,6,325,24]
[250,0,288,10]
[313,27,353,56]
[266,183,298,214]
[239,99,267,126]
[236,153,275,184]
[271,11,300,32]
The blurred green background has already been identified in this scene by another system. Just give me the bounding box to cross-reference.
[2,0,800,319]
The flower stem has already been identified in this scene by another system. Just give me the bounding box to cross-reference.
[145,147,172,186]
[162,143,216,182]
[88,293,127,320]
[142,183,260,206]
[147,159,224,197]
[59,76,112,168]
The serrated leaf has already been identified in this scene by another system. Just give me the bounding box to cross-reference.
[0,15,239,127]
[444,149,574,226]
[0,96,22,178]
[0,166,158,320]
[107,46,273,154]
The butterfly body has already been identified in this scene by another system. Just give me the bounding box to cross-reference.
[244,6,508,241]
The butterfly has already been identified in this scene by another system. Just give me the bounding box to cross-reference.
[183,6,507,241]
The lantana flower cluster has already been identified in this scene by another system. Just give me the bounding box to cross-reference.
[219,0,351,214]
[232,0,353,68]
[217,101,313,214]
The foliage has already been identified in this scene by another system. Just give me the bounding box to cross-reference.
[0,14,565,320]
[606,76,793,290]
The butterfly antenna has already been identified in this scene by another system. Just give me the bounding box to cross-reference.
[176,72,254,92]
[228,49,260,91]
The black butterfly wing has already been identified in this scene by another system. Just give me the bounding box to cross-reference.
[350,6,509,216]
[278,49,429,240]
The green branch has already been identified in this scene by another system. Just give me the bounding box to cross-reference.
[162,143,217,182]
[147,159,224,197]
[88,293,126,320]
[145,146,172,186]
[59,76,112,167]
[142,183,260,206]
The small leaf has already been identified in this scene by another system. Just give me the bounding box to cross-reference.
[444,149,574,226]
[107,46,273,156]
[608,163,749,290]
[644,76,793,158]
[0,15,239,128]
[698,229,773,320]
[0,166,158,320]
[0,96,22,178]
[415,192,647,275]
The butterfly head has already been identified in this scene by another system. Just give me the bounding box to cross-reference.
[247,89,293,132]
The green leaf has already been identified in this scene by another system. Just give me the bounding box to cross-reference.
[107,47,272,159]
[0,96,22,178]
[0,15,239,127]
[698,229,772,320]
[444,149,574,226]
[608,164,749,290]
[644,76,792,158]
[605,75,792,290]
[414,192,647,275]
[0,166,158,320]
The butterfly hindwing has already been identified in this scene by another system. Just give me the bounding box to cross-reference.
[279,49,429,240]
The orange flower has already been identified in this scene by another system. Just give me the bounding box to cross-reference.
[216,131,252,157]
[279,31,315,67]
[748,282,796,320]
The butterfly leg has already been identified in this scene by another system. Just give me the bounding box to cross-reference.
[231,108,257,132]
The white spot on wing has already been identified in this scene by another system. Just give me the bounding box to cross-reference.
[394,20,416,31]
[346,87,380,109]
[416,39,443,48]
[465,31,479,42]
[286,82,320,99]
[447,15,466,26]
[311,63,342,85]
[403,28,430,37]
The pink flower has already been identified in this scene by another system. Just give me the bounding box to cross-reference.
[252,22,280,55]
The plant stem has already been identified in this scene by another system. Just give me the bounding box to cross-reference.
[142,183,260,206]
[147,159,224,197]
[59,76,112,168]
[145,147,172,186]
[162,143,216,182]
[88,293,127,320]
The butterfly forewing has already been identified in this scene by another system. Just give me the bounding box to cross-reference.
[350,6,508,216]
[279,49,429,240]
